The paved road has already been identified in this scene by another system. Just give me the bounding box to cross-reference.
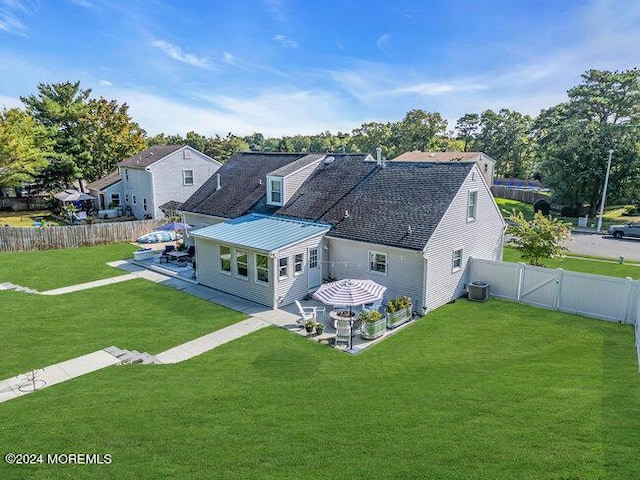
[568,231,640,261]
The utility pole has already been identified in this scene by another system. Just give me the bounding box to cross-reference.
[596,149,614,232]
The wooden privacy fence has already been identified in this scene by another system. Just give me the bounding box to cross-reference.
[0,220,164,251]
[469,257,640,372]
[491,186,548,204]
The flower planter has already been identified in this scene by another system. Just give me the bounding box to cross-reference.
[386,304,412,329]
[360,317,386,340]
[133,249,154,261]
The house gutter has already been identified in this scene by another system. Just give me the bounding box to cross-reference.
[145,166,157,219]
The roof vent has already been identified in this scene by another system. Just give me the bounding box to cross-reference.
[258,178,263,186]
[407,225,412,234]
[216,174,221,191]
[344,209,349,219]
[324,156,335,165]
[376,147,382,166]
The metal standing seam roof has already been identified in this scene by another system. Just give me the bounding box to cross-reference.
[190,214,330,253]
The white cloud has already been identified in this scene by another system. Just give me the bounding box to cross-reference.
[111,87,358,137]
[151,40,214,70]
[0,94,22,109]
[0,0,30,34]
[394,82,488,96]
[98,79,113,86]
[273,34,298,48]
[376,33,391,54]
[263,0,286,22]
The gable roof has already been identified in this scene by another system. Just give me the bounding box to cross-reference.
[180,152,312,218]
[268,153,325,177]
[277,159,475,251]
[190,213,330,253]
[119,145,184,168]
[392,151,493,163]
[86,170,121,191]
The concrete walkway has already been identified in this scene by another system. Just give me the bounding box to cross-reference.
[39,273,139,295]
[155,317,270,363]
[0,350,120,404]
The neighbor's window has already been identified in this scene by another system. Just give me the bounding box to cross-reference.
[278,257,288,279]
[368,251,387,274]
[452,249,462,272]
[483,163,488,173]
[236,249,248,278]
[143,198,147,211]
[110,193,120,206]
[294,253,304,275]
[132,195,137,205]
[183,149,192,159]
[270,179,282,204]
[256,254,269,284]
[467,190,478,221]
[125,194,129,204]
[183,169,194,186]
[220,245,231,274]
[124,169,129,181]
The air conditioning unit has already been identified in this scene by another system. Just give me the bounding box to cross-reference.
[468,281,489,302]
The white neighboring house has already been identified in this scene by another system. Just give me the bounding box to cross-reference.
[392,151,496,186]
[180,152,505,312]
[88,145,221,220]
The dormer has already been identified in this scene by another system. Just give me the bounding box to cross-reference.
[265,154,325,206]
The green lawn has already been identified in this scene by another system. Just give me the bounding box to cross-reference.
[495,197,534,220]
[0,210,65,227]
[0,243,138,290]
[503,247,640,279]
[0,299,637,479]
[0,280,247,378]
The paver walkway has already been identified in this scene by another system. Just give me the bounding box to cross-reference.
[39,273,139,295]
[0,350,120,404]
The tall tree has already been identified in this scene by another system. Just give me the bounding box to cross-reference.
[534,69,640,215]
[455,113,480,151]
[392,109,448,155]
[0,108,52,187]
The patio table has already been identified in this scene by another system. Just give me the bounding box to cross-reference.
[167,251,189,260]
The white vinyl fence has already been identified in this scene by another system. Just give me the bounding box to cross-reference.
[469,258,640,373]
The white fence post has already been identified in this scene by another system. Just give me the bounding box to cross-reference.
[516,263,525,303]
[554,268,563,311]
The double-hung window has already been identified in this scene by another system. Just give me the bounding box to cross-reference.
[278,257,288,279]
[467,190,478,221]
[294,253,303,275]
[220,245,231,274]
[183,169,194,186]
[236,250,248,278]
[452,249,463,272]
[256,254,269,284]
[368,251,387,274]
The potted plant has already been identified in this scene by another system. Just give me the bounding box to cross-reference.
[315,322,325,335]
[305,319,316,334]
[386,295,413,328]
[359,310,386,340]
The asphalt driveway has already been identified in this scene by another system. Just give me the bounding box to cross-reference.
[568,231,640,262]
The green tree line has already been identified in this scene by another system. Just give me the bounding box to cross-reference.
[1,69,639,214]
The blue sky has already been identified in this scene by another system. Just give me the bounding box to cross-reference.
[0,0,639,137]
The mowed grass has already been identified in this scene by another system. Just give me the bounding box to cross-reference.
[0,300,637,479]
[0,210,65,227]
[495,197,534,220]
[0,280,247,378]
[0,243,137,290]
[503,247,640,279]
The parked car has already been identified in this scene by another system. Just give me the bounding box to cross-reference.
[607,223,640,239]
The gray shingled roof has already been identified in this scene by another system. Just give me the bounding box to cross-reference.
[180,152,310,218]
[277,159,474,250]
[268,153,325,177]
[86,170,121,191]
[119,145,183,168]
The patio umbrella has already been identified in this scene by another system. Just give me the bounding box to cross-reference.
[156,221,193,231]
[54,189,95,202]
[312,279,387,309]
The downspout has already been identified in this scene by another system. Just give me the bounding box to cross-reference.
[145,167,157,219]
[421,249,429,314]
[270,251,278,309]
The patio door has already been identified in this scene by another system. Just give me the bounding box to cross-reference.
[308,247,322,290]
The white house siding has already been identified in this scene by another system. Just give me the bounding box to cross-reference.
[326,237,425,311]
[424,164,504,313]
[194,238,274,308]
[149,148,221,219]
[122,167,153,220]
[283,160,321,204]
[274,234,326,306]
[181,212,227,229]
[89,181,123,210]
[478,153,495,186]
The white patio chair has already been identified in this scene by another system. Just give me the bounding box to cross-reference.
[294,300,325,326]
[335,319,351,347]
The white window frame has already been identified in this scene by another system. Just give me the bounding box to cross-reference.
[183,149,192,159]
[483,163,488,173]
[278,257,289,280]
[368,251,387,275]
[110,193,120,206]
[183,169,194,186]
[236,249,248,279]
[255,253,269,284]
[294,253,304,276]
[467,190,478,222]
[219,245,232,275]
[452,249,463,273]
[267,176,283,206]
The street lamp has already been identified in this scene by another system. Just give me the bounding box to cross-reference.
[596,149,614,232]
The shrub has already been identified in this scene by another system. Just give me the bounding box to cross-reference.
[386,295,412,313]
[622,205,639,216]
[560,206,578,217]
[358,310,383,323]
[533,199,551,216]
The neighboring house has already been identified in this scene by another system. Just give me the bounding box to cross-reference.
[392,151,496,186]
[180,151,505,312]
[88,145,221,220]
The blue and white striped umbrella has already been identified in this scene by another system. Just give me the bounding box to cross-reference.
[312,279,387,306]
